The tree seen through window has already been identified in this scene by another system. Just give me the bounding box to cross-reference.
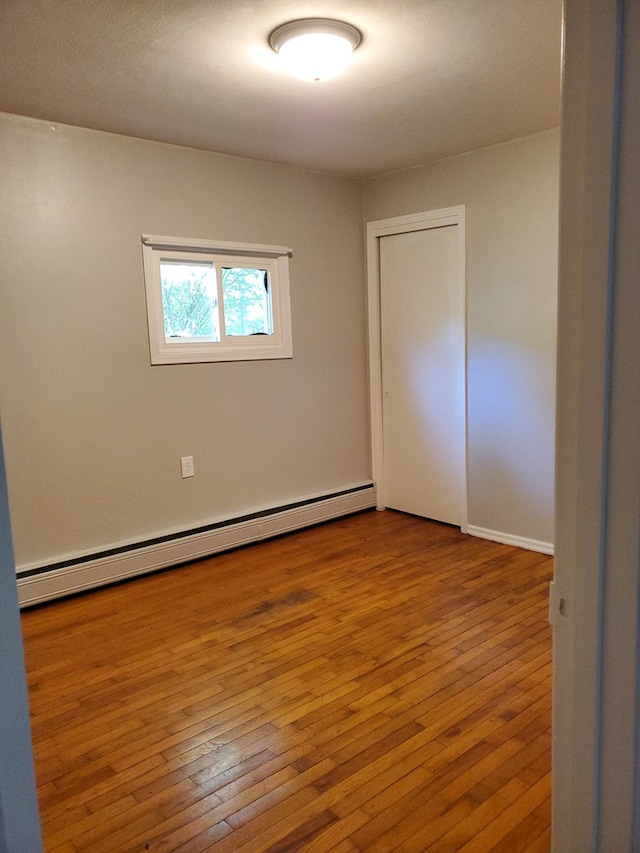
[160,263,217,339]
[160,264,271,339]
[222,267,271,336]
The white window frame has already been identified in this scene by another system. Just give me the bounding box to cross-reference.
[141,234,293,364]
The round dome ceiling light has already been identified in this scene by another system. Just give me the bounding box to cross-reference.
[269,18,362,82]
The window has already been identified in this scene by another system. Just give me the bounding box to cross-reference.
[141,235,293,364]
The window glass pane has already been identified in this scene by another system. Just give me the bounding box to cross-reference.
[160,262,219,341]
[221,268,272,336]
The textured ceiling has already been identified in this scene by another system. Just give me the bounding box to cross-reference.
[0,0,563,177]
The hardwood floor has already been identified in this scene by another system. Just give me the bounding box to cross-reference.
[21,509,552,852]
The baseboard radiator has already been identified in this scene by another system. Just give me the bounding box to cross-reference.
[16,483,376,607]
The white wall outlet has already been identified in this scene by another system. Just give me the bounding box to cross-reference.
[180,456,195,478]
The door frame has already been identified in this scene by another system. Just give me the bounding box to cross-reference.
[366,206,468,531]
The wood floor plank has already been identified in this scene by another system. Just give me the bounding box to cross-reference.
[484,799,550,852]
[286,808,370,853]
[452,773,552,852]
[22,509,552,852]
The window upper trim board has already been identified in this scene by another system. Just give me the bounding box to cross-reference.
[141,234,293,259]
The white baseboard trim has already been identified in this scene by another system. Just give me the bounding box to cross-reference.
[17,483,376,607]
[467,525,554,556]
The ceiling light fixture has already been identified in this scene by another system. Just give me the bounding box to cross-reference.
[269,18,362,82]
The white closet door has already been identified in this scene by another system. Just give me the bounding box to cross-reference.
[380,225,465,525]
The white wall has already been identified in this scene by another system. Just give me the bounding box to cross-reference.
[363,130,560,548]
[0,113,560,578]
[0,114,371,570]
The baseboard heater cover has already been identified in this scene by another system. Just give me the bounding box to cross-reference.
[17,483,376,607]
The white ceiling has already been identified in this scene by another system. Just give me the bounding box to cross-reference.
[0,0,562,178]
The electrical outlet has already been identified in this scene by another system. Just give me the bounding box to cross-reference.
[181,456,195,478]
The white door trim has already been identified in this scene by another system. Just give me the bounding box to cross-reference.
[366,206,468,532]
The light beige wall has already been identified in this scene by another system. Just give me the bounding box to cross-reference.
[0,114,370,567]
[363,129,560,545]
